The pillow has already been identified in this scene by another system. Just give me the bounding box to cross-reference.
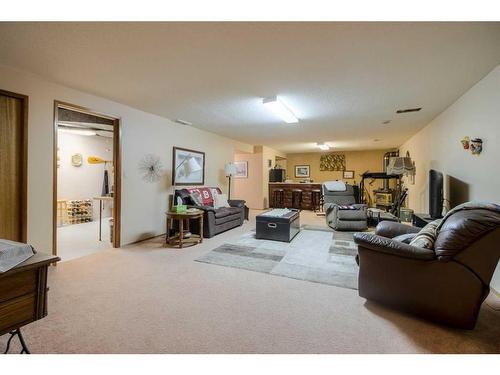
[409,219,442,249]
[214,193,230,209]
[189,191,203,206]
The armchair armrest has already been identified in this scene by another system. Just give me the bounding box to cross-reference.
[353,233,435,260]
[228,199,246,208]
[375,221,420,238]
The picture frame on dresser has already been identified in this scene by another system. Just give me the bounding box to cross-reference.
[295,165,310,178]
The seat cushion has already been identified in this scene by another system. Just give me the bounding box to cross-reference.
[337,210,366,221]
[214,207,242,219]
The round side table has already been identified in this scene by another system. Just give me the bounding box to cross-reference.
[165,209,204,248]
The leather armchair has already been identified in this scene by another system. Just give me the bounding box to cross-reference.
[353,209,500,329]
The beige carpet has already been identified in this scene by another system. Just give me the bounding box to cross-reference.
[2,211,499,354]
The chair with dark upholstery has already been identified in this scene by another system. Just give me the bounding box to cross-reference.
[353,208,500,329]
[323,183,367,231]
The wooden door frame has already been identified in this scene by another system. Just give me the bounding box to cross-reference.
[53,101,122,256]
[0,89,28,243]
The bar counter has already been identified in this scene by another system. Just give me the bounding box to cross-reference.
[269,182,322,210]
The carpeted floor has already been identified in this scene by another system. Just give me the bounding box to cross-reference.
[1,210,499,354]
[196,228,359,289]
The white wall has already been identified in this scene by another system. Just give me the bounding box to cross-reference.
[400,64,500,290]
[57,132,114,220]
[0,63,253,252]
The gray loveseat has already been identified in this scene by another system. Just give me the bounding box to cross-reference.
[174,188,246,238]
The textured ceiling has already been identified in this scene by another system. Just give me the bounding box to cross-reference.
[0,22,499,152]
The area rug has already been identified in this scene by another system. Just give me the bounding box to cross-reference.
[196,228,360,290]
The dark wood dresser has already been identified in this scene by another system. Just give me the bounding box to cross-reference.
[269,182,322,210]
[0,253,60,353]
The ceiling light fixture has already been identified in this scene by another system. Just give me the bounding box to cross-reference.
[317,142,330,151]
[263,96,298,124]
[58,127,96,136]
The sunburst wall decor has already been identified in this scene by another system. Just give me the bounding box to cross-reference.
[138,154,164,183]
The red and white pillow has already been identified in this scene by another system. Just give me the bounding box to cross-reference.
[186,187,222,207]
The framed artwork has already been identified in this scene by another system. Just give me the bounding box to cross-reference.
[320,154,346,171]
[234,161,248,178]
[343,170,354,179]
[172,147,205,185]
[295,165,310,178]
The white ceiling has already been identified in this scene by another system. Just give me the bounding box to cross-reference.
[1,22,499,153]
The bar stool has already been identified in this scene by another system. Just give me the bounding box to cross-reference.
[273,189,285,208]
[311,189,322,212]
[291,189,303,210]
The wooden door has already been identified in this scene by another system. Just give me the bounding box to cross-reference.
[0,91,27,242]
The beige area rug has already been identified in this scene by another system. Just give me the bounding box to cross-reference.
[196,228,360,289]
[1,230,498,354]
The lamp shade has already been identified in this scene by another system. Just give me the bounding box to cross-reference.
[387,156,415,176]
[224,162,237,176]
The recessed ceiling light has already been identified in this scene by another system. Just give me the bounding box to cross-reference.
[263,96,299,124]
[317,142,330,150]
[382,120,391,125]
[396,107,422,114]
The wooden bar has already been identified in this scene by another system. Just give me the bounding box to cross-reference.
[269,182,322,210]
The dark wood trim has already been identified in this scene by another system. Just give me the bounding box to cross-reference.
[52,101,122,257]
[0,89,29,243]
[112,117,121,248]
[172,146,206,186]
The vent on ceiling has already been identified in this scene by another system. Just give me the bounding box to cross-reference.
[396,107,422,114]
[174,119,193,126]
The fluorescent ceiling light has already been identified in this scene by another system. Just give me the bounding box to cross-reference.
[317,142,330,151]
[263,96,298,124]
[59,128,96,136]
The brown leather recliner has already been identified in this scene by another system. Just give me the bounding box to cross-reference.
[353,208,500,329]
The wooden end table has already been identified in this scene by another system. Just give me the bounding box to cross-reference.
[165,209,204,248]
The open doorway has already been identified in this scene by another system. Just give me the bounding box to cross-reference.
[53,102,121,261]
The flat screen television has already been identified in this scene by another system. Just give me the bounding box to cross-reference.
[429,169,444,218]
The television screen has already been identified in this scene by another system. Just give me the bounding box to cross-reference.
[429,169,444,218]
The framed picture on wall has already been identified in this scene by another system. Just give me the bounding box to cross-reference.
[295,165,310,178]
[172,147,205,185]
[234,161,248,178]
[343,170,354,179]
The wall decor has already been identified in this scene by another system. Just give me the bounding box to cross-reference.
[295,165,310,178]
[234,161,248,178]
[138,154,164,183]
[470,138,483,155]
[172,147,205,185]
[320,154,346,171]
[343,170,354,179]
[71,153,83,167]
[460,136,470,150]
